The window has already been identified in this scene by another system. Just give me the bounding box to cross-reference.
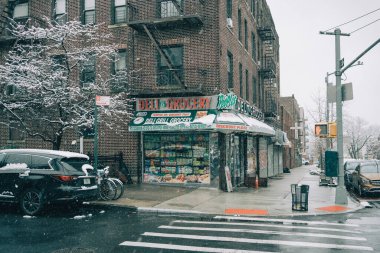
[111,50,128,92]
[252,75,257,104]
[13,2,28,20]
[114,50,127,72]
[54,0,66,24]
[5,84,16,96]
[82,0,95,24]
[8,122,25,142]
[250,0,255,17]
[245,69,249,101]
[113,0,127,24]
[81,55,96,88]
[159,0,183,18]
[227,51,233,89]
[239,63,242,97]
[5,154,30,166]
[238,9,242,41]
[226,0,232,19]
[30,155,52,170]
[157,45,183,86]
[251,32,256,61]
[244,19,248,50]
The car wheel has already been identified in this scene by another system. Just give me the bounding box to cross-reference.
[20,188,44,216]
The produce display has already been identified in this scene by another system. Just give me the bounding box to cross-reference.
[143,133,210,184]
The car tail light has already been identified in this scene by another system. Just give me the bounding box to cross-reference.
[53,175,77,182]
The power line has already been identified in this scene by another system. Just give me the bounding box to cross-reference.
[350,18,380,34]
[323,7,380,32]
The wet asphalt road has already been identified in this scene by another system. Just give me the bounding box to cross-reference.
[0,201,379,253]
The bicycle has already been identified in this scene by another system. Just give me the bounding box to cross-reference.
[97,166,124,200]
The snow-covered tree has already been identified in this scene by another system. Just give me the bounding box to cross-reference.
[344,116,372,159]
[0,19,133,150]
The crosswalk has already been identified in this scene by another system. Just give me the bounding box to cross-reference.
[119,215,373,252]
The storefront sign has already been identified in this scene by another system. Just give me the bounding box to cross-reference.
[137,96,213,111]
[216,124,248,131]
[217,93,238,110]
[216,93,263,120]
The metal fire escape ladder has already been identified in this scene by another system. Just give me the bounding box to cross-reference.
[0,0,16,36]
[170,0,183,15]
[142,24,186,89]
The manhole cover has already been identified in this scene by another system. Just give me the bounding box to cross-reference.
[52,248,96,253]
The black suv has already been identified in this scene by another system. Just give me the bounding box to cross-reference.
[0,149,98,215]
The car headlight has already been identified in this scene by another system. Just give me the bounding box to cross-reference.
[361,177,370,185]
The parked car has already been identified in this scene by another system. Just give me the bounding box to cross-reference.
[351,160,380,197]
[344,159,364,190]
[0,149,98,215]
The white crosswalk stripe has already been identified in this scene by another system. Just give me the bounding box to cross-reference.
[119,241,277,253]
[159,225,366,241]
[119,217,373,252]
[142,232,373,251]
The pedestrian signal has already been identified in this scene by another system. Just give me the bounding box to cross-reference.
[328,122,337,138]
[315,122,328,137]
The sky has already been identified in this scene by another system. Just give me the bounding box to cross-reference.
[266,0,380,126]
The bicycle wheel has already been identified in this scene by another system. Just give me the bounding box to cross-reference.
[109,178,124,200]
[99,178,117,200]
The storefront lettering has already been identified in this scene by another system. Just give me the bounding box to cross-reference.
[167,97,211,110]
[137,97,212,111]
[143,117,191,125]
[138,99,160,111]
[217,93,238,110]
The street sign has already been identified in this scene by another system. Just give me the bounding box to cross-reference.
[327,82,353,103]
[96,95,111,106]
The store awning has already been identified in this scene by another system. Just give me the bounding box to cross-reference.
[129,110,275,136]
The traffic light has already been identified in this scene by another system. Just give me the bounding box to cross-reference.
[315,122,337,138]
[315,122,328,137]
[328,122,337,138]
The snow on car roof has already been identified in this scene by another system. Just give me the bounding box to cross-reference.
[0,149,89,159]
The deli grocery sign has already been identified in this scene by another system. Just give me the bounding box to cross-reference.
[137,96,216,111]
[135,93,264,120]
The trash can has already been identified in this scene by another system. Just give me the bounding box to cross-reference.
[291,184,309,211]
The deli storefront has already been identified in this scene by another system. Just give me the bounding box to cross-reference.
[129,93,276,191]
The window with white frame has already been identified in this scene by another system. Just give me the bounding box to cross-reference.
[83,0,95,24]
[54,0,66,24]
[113,0,127,24]
[13,2,29,20]
[159,0,183,18]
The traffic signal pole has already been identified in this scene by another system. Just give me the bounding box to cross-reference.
[333,29,348,205]
[320,29,380,205]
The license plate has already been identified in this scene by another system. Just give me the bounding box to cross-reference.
[83,178,91,185]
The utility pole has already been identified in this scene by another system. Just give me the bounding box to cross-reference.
[320,28,350,205]
[320,29,380,205]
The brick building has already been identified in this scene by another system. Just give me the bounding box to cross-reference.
[279,94,306,169]
[0,0,287,191]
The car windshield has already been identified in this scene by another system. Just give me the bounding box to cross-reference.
[360,164,378,173]
[345,161,360,171]
[59,157,91,172]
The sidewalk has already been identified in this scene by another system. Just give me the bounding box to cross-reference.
[95,165,362,216]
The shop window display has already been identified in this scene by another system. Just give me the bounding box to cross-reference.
[143,133,210,184]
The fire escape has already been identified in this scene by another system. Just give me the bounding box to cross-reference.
[258,9,279,127]
[127,0,204,92]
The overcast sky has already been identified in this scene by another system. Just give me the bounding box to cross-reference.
[267,0,380,126]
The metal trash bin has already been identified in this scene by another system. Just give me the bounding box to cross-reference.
[291,184,309,211]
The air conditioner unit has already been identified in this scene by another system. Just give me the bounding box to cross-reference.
[257,60,261,67]
[227,18,233,28]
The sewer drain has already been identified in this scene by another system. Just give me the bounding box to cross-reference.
[52,248,96,253]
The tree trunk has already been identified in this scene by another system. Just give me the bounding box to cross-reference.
[52,134,63,150]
